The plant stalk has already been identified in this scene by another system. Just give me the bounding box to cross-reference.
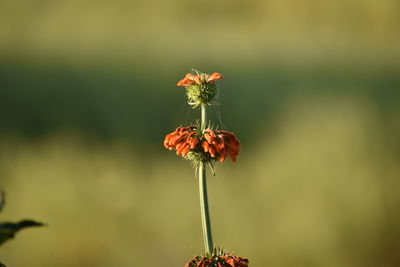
[201,104,207,131]
[199,104,214,254]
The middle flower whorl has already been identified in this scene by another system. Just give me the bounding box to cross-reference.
[164,126,240,163]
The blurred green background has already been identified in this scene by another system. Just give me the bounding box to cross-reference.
[1,0,400,266]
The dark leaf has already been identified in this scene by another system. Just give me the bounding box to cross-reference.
[0,220,45,246]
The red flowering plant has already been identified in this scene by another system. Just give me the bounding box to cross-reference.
[164,70,248,266]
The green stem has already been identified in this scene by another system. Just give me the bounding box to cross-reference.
[201,104,207,131]
[199,104,214,254]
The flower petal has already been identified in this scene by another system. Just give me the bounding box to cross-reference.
[202,141,210,152]
[219,149,227,162]
[189,137,199,149]
[209,145,216,157]
[177,73,196,86]
[181,145,191,157]
[207,72,223,83]
[204,133,213,144]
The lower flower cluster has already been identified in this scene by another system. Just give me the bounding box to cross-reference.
[185,253,249,267]
[203,129,240,162]
[163,126,240,163]
[164,126,199,157]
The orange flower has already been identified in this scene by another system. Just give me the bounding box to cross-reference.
[218,130,240,162]
[164,126,199,158]
[177,73,205,87]
[207,72,223,83]
[177,73,197,86]
[202,129,240,162]
[177,72,223,87]
[202,140,216,158]
[221,254,249,267]
[164,126,239,163]
[185,253,249,267]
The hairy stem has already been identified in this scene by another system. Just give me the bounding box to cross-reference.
[199,104,214,254]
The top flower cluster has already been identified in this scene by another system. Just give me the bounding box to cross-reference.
[177,71,223,107]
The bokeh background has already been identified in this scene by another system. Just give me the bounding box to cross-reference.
[1,0,400,266]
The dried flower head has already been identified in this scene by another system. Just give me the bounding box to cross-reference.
[177,70,224,108]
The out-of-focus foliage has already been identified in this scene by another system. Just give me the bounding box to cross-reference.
[1,0,399,63]
[1,98,399,266]
[0,0,399,266]
[0,0,399,145]
[0,219,44,246]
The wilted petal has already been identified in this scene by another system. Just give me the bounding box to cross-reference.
[219,149,227,162]
[227,147,237,162]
